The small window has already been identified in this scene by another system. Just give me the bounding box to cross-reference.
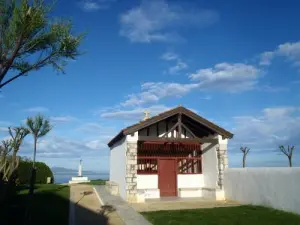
[178,158,202,174]
[137,158,158,174]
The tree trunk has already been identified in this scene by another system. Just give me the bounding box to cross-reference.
[32,136,37,168]
[29,136,37,196]
[288,156,292,167]
[242,154,246,168]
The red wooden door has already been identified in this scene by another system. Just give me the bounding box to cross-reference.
[158,159,177,197]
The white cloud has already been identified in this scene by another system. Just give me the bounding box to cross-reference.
[85,140,107,150]
[161,52,179,61]
[231,106,300,151]
[168,60,188,74]
[0,121,12,133]
[121,82,198,106]
[0,127,8,133]
[161,51,188,74]
[189,63,261,92]
[24,106,49,113]
[199,96,212,100]
[50,116,78,123]
[77,122,116,135]
[78,0,116,12]
[100,104,170,120]
[257,85,289,92]
[260,41,300,66]
[259,51,275,66]
[21,135,110,159]
[119,0,219,43]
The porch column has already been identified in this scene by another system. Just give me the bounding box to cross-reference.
[216,135,228,190]
[126,133,138,202]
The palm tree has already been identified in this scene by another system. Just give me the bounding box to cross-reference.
[26,115,52,168]
[26,114,52,195]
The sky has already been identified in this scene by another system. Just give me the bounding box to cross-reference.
[1,0,300,172]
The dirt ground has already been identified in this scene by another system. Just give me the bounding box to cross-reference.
[130,198,241,212]
[70,184,124,225]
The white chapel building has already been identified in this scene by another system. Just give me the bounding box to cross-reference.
[106,106,233,203]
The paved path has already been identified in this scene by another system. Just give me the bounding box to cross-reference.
[94,185,152,225]
[69,184,124,225]
[130,198,241,212]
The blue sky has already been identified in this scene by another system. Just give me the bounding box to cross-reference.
[1,0,300,172]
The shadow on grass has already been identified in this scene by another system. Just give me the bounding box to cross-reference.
[1,185,111,225]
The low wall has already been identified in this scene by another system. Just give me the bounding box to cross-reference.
[224,168,300,214]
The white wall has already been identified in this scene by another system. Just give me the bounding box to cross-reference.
[137,175,158,189]
[137,175,159,199]
[202,142,218,188]
[177,174,204,188]
[224,168,300,214]
[109,137,127,200]
[177,174,204,198]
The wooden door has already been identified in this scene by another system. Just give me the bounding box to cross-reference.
[158,159,177,197]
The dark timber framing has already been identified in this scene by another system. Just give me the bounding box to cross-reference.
[108,106,233,147]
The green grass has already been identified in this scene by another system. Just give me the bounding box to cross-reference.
[4,184,70,225]
[80,179,106,185]
[142,205,300,225]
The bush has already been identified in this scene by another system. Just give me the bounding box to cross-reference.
[17,160,54,184]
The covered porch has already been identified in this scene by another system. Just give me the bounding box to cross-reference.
[136,141,203,200]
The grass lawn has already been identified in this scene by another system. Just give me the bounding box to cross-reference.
[142,205,300,225]
[4,184,70,225]
[81,179,107,185]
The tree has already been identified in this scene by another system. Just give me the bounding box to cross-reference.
[0,0,84,89]
[0,126,28,203]
[240,146,250,168]
[26,114,52,194]
[279,145,295,167]
[26,114,52,168]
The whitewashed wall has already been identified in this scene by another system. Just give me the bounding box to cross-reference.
[177,174,204,188]
[224,168,300,214]
[177,174,204,197]
[202,142,218,188]
[137,175,160,199]
[137,175,158,189]
[109,137,127,200]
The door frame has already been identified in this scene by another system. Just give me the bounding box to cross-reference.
[158,158,178,197]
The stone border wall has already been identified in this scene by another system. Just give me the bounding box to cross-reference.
[216,143,228,189]
[125,142,138,202]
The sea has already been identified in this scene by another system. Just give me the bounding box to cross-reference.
[53,172,109,184]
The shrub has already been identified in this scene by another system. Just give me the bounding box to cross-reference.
[17,160,54,184]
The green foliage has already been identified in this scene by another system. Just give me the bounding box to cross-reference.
[0,0,84,88]
[26,114,52,138]
[17,160,54,184]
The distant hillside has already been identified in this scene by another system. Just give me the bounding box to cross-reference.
[51,166,108,175]
[52,167,76,173]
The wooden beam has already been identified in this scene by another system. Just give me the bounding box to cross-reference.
[184,119,212,136]
[156,122,159,137]
[138,136,217,143]
[147,127,150,136]
[165,120,168,136]
[162,121,179,138]
[178,113,182,138]
[181,123,196,138]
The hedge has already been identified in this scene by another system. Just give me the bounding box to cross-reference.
[17,160,54,184]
